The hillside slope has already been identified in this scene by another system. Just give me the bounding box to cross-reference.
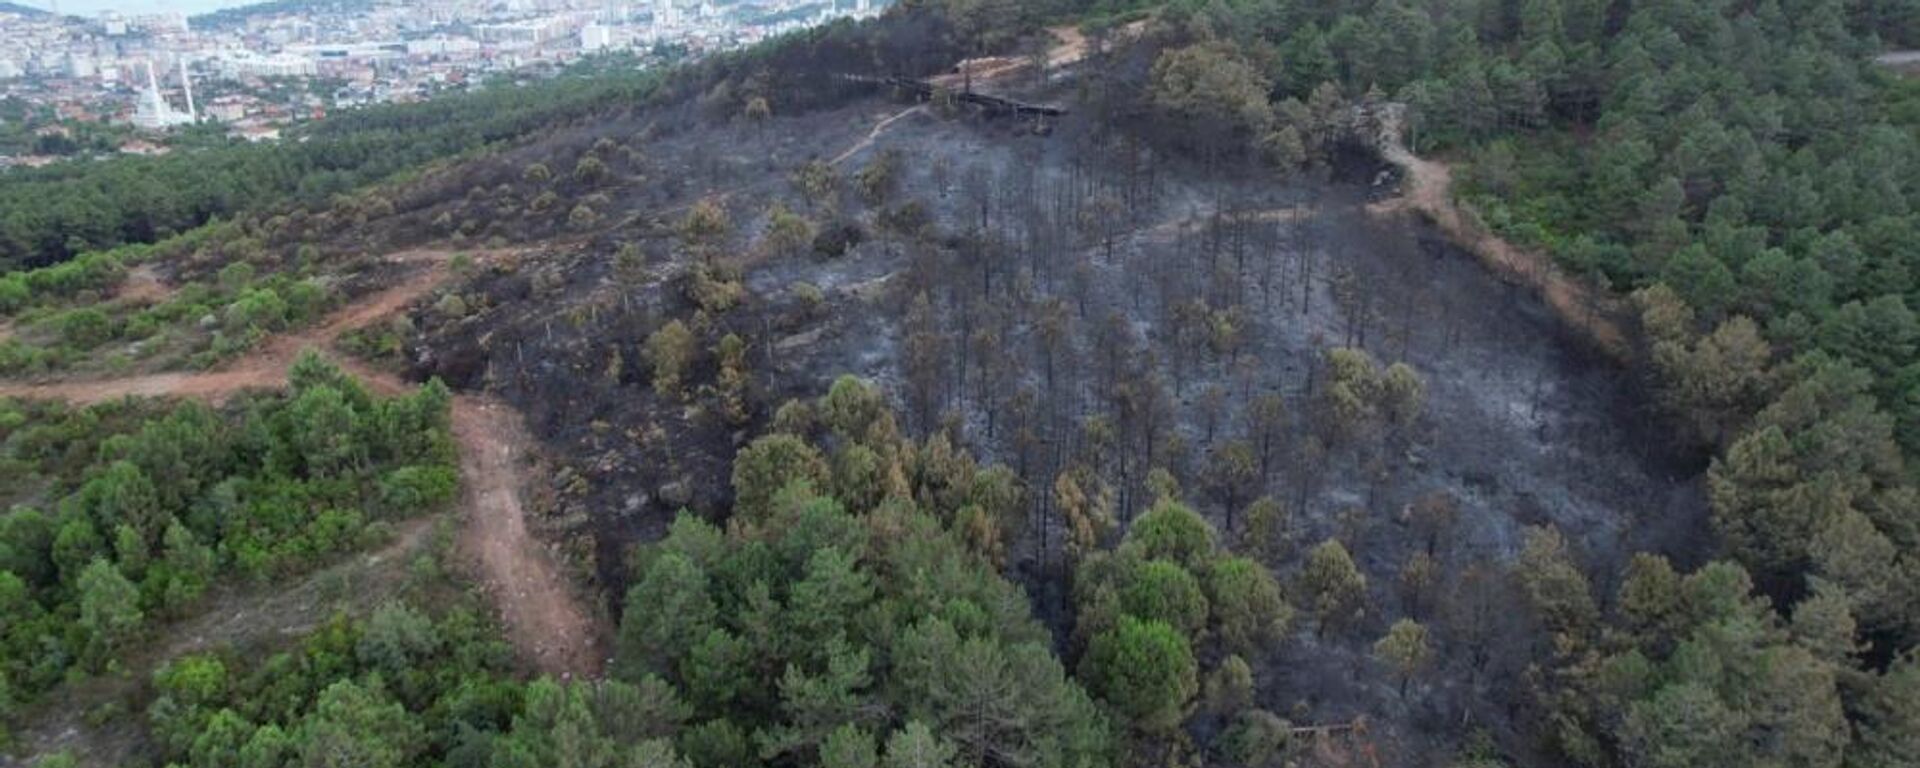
[5,1,1920,766]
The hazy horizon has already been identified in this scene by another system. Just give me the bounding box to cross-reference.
[15,0,264,16]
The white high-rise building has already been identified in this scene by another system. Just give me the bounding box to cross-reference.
[581,23,614,51]
[219,52,319,78]
[179,60,196,123]
[132,60,195,130]
[134,13,189,34]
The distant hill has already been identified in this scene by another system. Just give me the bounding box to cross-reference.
[191,0,376,28]
[0,1,54,17]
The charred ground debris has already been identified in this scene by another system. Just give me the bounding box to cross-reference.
[305,19,1719,766]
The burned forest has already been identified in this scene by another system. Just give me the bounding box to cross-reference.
[404,81,1710,762]
[2,1,1918,768]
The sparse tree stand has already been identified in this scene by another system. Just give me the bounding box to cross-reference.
[791,160,839,214]
[744,96,771,126]
[1246,391,1287,482]
[644,320,696,399]
[711,333,751,425]
[1301,539,1368,637]
[573,155,608,186]
[763,204,813,261]
[1374,618,1432,698]
[1054,469,1114,564]
[1406,490,1461,558]
[1240,496,1289,564]
[1207,440,1258,532]
[680,197,731,264]
[901,292,947,431]
[1397,551,1440,620]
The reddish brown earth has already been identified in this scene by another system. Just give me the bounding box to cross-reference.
[454,399,606,676]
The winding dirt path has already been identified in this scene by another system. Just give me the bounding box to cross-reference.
[0,247,607,680]
[1367,106,1633,363]
[831,105,925,166]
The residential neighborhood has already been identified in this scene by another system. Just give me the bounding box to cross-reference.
[0,0,886,166]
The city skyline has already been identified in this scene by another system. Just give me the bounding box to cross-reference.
[1,0,891,163]
[11,0,259,16]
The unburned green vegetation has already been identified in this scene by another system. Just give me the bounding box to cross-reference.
[0,354,456,739]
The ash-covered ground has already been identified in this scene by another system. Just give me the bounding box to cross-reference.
[387,85,1707,764]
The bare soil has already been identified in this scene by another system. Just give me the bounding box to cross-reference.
[455,398,607,678]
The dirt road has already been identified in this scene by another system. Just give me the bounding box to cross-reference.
[832,105,926,166]
[455,400,605,676]
[0,250,460,401]
[1367,107,1633,363]
[0,247,607,680]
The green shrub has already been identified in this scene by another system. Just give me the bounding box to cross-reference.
[57,308,113,348]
